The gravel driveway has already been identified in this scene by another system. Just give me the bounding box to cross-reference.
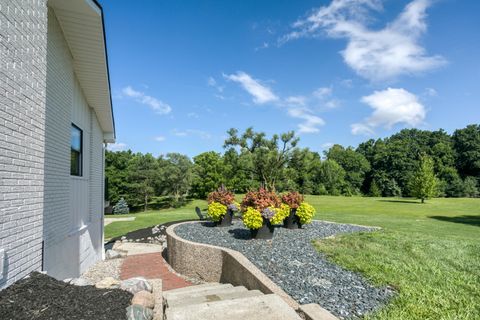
[175,220,394,319]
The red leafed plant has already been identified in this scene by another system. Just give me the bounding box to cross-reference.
[281,191,304,209]
[241,188,281,211]
[207,185,235,206]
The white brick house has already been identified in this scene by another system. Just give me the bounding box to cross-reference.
[0,0,115,288]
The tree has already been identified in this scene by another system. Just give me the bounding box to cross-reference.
[158,153,194,205]
[409,154,439,203]
[314,160,346,196]
[105,150,134,203]
[452,124,480,178]
[223,127,299,190]
[192,151,224,198]
[326,144,370,194]
[127,153,159,211]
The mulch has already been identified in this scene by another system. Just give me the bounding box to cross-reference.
[0,272,132,320]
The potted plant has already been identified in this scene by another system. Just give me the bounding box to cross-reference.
[241,188,286,239]
[281,192,316,229]
[207,186,239,227]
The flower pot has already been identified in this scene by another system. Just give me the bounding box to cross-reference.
[250,218,275,239]
[283,208,302,229]
[217,209,234,227]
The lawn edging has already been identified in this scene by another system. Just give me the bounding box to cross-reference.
[166,221,302,308]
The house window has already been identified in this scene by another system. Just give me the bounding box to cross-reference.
[71,124,82,176]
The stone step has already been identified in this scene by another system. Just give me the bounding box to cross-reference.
[166,285,248,304]
[163,283,233,299]
[165,294,302,320]
[166,288,264,308]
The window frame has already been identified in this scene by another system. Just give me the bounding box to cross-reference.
[70,123,83,177]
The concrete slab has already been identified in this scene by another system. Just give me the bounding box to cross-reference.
[104,217,135,226]
[150,279,163,319]
[164,283,233,300]
[113,242,163,256]
[165,294,302,320]
[299,303,338,320]
[167,289,263,308]
[166,285,247,302]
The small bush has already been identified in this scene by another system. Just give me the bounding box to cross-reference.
[296,202,315,225]
[207,202,227,222]
[242,207,263,230]
[207,185,235,206]
[281,191,304,209]
[241,188,281,211]
[270,204,290,225]
[113,198,130,215]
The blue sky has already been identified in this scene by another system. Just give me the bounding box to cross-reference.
[100,0,480,157]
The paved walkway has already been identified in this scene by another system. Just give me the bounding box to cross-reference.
[104,216,136,226]
[120,252,192,291]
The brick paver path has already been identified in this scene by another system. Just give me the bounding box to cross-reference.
[120,252,192,291]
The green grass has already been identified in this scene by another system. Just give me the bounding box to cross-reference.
[104,196,480,319]
[104,199,206,239]
[308,196,480,320]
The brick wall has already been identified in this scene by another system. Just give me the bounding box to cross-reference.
[0,0,48,289]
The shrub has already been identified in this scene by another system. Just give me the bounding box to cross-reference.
[113,198,129,215]
[207,185,235,206]
[270,204,290,225]
[207,202,227,222]
[281,191,304,209]
[242,207,263,230]
[296,202,315,225]
[241,188,281,211]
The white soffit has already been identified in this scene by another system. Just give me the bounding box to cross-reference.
[49,0,115,141]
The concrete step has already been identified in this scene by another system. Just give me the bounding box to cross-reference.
[166,285,248,305]
[166,288,264,308]
[165,294,302,320]
[163,283,233,300]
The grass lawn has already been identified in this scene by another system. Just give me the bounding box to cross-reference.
[104,199,206,239]
[104,196,480,319]
[309,196,480,320]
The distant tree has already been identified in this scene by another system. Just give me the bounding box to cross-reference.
[452,124,480,178]
[326,144,370,194]
[113,197,130,215]
[314,160,346,196]
[105,150,134,203]
[369,180,381,197]
[462,177,479,198]
[409,154,439,203]
[224,127,299,190]
[127,153,159,211]
[158,153,194,205]
[192,151,224,198]
[282,148,322,194]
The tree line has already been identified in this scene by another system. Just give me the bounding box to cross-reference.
[106,124,480,211]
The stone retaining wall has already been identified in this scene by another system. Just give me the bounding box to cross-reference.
[166,221,299,309]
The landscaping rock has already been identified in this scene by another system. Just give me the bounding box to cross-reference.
[126,304,154,320]
[96,277,120,289]
[132,290,155,309]
[69,278,92,286]
[175,220,393,319]
[121,277,153,294]
[106,249,122,259]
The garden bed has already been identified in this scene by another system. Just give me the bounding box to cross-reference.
[174,220,394,319]
[0,272,132,320]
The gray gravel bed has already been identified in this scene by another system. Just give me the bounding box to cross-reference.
[80,258,124,283]
[175,220,394,319]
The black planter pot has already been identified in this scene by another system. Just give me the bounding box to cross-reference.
[250,218,275,239]
[217,209,234,227]
[283,208,302,229]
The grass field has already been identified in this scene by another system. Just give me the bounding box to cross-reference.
[104,196,480,319]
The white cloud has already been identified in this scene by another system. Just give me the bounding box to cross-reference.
[321,142,335,149]
[207,76,224,93]
[285,95,307,107]
[352,87,426,135]
[172,129,211,140]
[187,112,199,118]
[313,87,332,99]
[287,107,325,134]
[107,142,128,151]
[425,87,437,97]
[223,71,279,104]
[122,86,172,115]
[282,0,446,81]
[351,123,374,136]
[154,136,166,142]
